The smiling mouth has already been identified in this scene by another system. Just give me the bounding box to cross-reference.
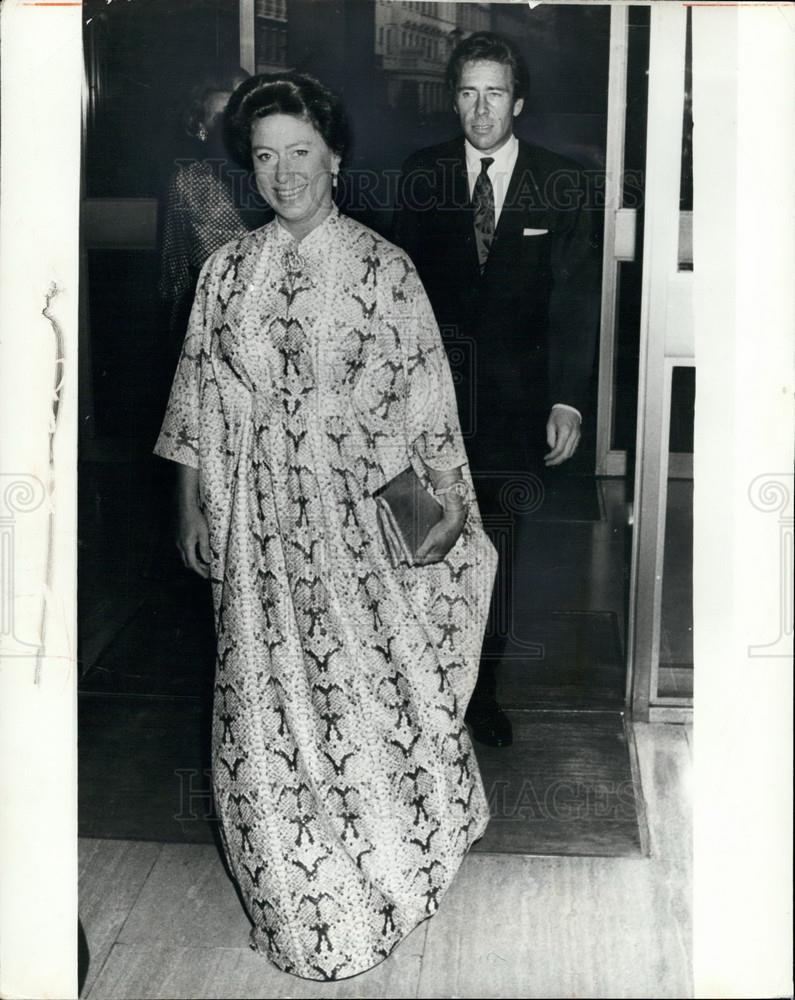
[472,122,493,131]
[275,185,308,200]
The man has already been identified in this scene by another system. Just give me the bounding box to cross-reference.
[393,32,601,747]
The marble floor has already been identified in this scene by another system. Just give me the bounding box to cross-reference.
[78,720,692,999]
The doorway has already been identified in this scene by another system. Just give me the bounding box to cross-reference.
[77,0,692,860]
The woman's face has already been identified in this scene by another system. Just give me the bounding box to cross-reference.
[250,113,340,237]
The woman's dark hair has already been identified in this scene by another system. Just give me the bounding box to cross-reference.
[224,72,350,170]
[183,63,249,139]
[445,32,530,104]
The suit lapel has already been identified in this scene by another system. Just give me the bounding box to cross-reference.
[483,141,548,279]
[442,141,481,281]
[503,141,545,216]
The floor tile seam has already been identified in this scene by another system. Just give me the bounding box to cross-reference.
[82,842,165,996]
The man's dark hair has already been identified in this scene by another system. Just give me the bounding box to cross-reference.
[223,71,350,171]
[445,32,530,103]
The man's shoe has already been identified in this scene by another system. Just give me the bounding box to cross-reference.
[465,702,513,747]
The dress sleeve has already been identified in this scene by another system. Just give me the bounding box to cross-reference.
[152,258,212,469]
[388,254,470,472]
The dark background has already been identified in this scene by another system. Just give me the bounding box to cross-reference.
[82,0,613,446]
[77,4,693,850]
[84,0,612,200]
[81,1,699,462]
[79,3,695,705]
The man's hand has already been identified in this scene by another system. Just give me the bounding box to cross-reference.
[544,407,582,467]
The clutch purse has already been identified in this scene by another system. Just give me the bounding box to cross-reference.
[373,466,443,568]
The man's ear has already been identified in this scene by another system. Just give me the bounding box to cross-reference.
[513,98,525,118]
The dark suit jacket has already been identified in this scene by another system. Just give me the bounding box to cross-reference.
[392,137,601,468]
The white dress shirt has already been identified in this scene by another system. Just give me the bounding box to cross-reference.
[464,133,582,423]
[464,133,519,227]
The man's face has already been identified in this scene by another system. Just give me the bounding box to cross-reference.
[454,59,524,155]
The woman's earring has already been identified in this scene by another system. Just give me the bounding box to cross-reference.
[197,124,208,143]
[332,172,338,191]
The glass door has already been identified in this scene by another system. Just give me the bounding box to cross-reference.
[626,4,694,721]
[591,4,694,720]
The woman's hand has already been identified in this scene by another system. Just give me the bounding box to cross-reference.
[177,505,211,578]
[414,506,467,565]
[176,464,211,579]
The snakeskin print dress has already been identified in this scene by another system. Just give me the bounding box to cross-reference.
[153,206,497,980]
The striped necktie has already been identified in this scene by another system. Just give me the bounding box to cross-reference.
[472,156,495,274]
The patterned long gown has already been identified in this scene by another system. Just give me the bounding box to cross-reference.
[154,206,498,980]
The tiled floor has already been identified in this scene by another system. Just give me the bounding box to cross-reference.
[79,720,692,999]
[78,472,693,997]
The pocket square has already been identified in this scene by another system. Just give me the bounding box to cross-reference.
[523,227,549,236]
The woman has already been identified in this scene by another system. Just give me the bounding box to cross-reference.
[158,63,271,345]
[154,72,497,981]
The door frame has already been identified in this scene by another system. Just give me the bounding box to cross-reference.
[595,8,694,480]
[625,4,694,723]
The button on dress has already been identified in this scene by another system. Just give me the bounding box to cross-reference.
[153,206,498,980]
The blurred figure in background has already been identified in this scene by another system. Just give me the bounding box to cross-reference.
[158,62,272,353]
[149,63,272,582]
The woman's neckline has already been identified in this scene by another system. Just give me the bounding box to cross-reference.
[274,203,340,247]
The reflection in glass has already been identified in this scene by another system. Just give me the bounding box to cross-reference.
[611,6,649,455]
[255,0,289,72]
[679,8,693,214]
[669,365,695,454]
[375,2,480,113]
[613,260,643,455]
[622,4,650,205]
